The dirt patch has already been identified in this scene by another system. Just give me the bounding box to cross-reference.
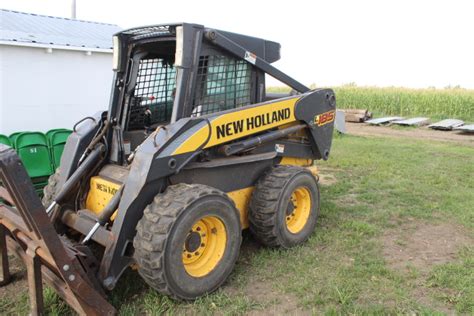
[335,193,360,207]
[224,236,309,315]
[318,173,337,186]
[382,220,473,314]
[226,277,309,316]
[316,167,338,186]
[382,220,472,273]
[346,122,474,147]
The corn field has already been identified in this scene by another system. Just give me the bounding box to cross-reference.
[268,85,474,122]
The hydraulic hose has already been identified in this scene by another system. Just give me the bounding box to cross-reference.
[46,144,105,215]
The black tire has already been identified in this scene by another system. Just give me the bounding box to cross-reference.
[249,165,320,248]
[42,169,60,206]
[133,183,242,300]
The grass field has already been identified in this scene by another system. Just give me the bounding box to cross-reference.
[268,85,474,122]
[1,134,473,315]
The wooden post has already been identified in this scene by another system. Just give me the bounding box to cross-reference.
[0,225,11,286]
[26,248,44,315]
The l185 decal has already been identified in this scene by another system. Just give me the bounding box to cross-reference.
[315,110,335,126]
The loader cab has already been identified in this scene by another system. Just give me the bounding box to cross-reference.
[109,23,279,164]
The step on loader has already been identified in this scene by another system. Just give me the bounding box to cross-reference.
[0,23,336,315]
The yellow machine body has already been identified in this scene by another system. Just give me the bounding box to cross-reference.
[226,159,317,229]
[84,159,317,228]
[86,176,122,219]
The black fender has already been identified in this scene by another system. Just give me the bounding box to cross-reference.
[294,89,336,160]
[98,117,208,289]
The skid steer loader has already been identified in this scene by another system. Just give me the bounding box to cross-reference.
[0,23,336,315]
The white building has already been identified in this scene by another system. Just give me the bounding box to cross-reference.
[0,9,121,135]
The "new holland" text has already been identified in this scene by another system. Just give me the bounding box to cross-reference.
[216,108,291,139]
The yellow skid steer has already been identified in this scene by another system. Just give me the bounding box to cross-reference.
[0,23,336,315]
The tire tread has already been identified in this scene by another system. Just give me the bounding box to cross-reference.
[249,165,316,247]
[133,183,239,299]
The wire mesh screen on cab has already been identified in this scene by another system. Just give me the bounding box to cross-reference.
[128,58,176,130]
[192,55,252,117]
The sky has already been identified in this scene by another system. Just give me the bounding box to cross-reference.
[1,0,474,89]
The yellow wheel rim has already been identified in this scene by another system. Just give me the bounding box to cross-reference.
[182,216,227,277]
[285,187,311,234]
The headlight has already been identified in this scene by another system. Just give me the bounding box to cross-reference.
[175,26,184,67]
[112,36,121,71]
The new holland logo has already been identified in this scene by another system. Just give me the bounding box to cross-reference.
[314,110,335,126]
[216,108,291,139]
[96,183,118,195]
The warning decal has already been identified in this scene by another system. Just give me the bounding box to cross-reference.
[244,51,257,64]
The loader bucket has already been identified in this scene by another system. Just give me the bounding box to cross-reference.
[0,144,116,315]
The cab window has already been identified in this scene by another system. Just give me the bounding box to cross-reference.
[192,55,252,116]
[127,57,176,130]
